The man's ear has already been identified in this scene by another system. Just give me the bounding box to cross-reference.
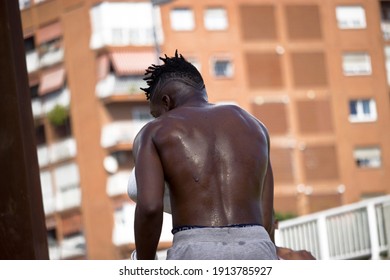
[162,95,174,110]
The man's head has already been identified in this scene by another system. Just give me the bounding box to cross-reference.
[141,51,206,118]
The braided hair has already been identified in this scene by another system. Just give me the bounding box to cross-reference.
[141,50,205,100]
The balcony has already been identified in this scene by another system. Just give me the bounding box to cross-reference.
[42,192,56,216]
[382,21,390,40]
[55,185,81,212]
[106,170,130,197]
[101,120,149,149]
[91,28,157,49]
[112,202,173,246]
[36,138,77,167]
[89,2,162,49]
[40,47,64,68]
[43,197,56,216]
[49,137,77,163]
[19,0,31,10]
[96,74,145,99]
[54,163,81,211]
[25,50,39,73]
[37,144,49,167]
[40,171,56,215]
[60,234,86,259]
[31,98,43,119]
[48,243,60,260]
[42,88,70,115]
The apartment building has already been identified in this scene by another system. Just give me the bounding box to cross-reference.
[19,0,390,259]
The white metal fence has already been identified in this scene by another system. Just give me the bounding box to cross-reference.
[277,195,390,260]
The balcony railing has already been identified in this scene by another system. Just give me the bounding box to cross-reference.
[49,138,77,163]
[42,194,56,216]
[31,98,43,119]
[101,120,149,148]
[382,21,390,40]
[40,48,64,68]
[96,74,145,99]
[55,185,81,212]
[36,138,77,167]
[25,50,40,73]
[90,28,156,49]
[37,144,49,167]
[277,195,390,260]
[48,244,61,260]
[112,202,173,246]
[106,170,130,197]
[60,234,86,259]
[19,0,31,10]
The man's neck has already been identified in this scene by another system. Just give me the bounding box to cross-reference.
[175,94,209,108]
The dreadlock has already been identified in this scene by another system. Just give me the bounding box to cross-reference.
[141,50,205,100]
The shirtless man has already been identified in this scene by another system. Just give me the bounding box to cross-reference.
[132,51,277,260]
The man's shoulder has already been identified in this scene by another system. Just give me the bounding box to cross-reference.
[217,104,268,130]
[134,116,176,142]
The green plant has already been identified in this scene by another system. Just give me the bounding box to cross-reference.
[275,212,297,222]
[47,104,69,126]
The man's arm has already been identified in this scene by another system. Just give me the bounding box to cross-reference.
[261,127,274,239]
[277,247,316,260]
[133,126,165,260]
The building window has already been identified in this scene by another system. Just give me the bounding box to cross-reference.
[24,36,35,52]
[380,1,390,20]
[211,58,234,78]
[348,99,377,122]
[336,6,367,29]
[204,7,228,30]
[170,8,195,31]
[342,52,372,76]
[353,147,381,168]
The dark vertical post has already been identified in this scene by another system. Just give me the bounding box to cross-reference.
[0,1,48,259]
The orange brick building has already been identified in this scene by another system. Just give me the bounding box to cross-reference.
[19,0,390,259]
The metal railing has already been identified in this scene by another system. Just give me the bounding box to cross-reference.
[60,234,86,259]
[96,74,146,98]
[40,47,64,68]
[25,50,39,73]
[49,137,77,163]
[382,21,390,41]
[106,170,130,197]
[277,195,390,260]
[100,120,149,148]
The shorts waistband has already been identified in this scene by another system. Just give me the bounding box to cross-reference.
[171,223,262,234]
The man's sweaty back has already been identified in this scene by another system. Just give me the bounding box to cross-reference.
[144,104,271,229]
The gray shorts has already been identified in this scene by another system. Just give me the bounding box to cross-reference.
[166,225,278,260]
